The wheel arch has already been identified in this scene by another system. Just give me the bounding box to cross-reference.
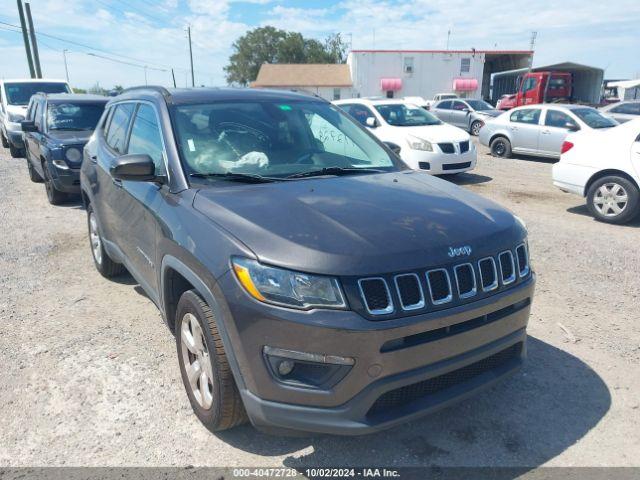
[489,132,511,146]
[584,169,640,197]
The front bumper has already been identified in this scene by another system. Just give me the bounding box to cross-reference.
[49,162,81,193]
[401,145,477,175]
[218,270,535,435]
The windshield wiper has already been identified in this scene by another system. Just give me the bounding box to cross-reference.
[286,167,386,179]
[189,172,283,183]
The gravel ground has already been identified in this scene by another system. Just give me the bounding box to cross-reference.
[1,141,639,468]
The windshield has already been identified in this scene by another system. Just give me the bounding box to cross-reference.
[47,102,106,131]
[572,108,618,129]
[172,100,401,179]
[465,100,493,111]
[5,82,71,106]
[374,103,441,126]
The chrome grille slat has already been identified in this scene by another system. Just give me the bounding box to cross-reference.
[394,273,425,311]
[454,263,477,298]
[426,268,453,305]
[358,277,394,315]
[516,243,530,277]
[498,251,516,285]
[478,257,499,292]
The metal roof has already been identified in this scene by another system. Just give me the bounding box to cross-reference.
[252,64,352,87]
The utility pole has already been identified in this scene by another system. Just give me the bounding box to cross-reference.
[187,26,195,87]
[171,68,177,88]
[63,49,69,83]
[528,31,537,71]
[17,0,35,78]
[25,2,42,78]
[144,66,148,85]
[446,30,451,50]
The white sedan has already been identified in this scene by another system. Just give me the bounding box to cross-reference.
[552,118,640,224]
[334,98,476,175]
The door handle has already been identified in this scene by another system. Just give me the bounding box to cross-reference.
[89,154,98,164]
[541,129,551,134]
[112,177,123,188]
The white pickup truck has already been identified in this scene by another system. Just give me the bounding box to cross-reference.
[425,93,459,110]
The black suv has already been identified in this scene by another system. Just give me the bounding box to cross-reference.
[80,86,535,435]
[22,93,107,204]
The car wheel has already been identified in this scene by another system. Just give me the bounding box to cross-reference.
[490,136,512,158]
[9,143,24,158]
[470,120,483,136]
[1,133,8,148]
[87,203,126,277]
[176,290,247,432]
[586,176,640,225]
[27,161,43,183]
[42,163,67,205]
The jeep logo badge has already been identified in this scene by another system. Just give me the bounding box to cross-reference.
[448,246,472,258]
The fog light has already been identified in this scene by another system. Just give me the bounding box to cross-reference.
[277,360,295,376]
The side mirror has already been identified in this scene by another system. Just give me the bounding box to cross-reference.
[365,117,377,128]
[383,141,401,155]
[462,107,470,113]
[21,120,38,132]
[110,154,157,182]
[565,122,580,132]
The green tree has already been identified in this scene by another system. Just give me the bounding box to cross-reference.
[224,27,348,86]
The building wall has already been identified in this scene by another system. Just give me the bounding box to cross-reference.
[348,51,486,100]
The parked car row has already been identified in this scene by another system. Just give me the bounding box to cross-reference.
[0,82,536,436]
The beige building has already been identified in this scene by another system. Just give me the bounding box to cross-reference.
[252,64,353,101]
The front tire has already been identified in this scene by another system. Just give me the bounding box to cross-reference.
[586,176,640,225]
[86,203,126,277]
[28,161,43,183]
[470,120,483,136]
[490,136,512,158]
[42,163,67,205]
[176,290,247,432]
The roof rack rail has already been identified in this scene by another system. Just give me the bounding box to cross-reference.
[120,85,172,98]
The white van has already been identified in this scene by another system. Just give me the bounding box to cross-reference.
[0,79,71,157]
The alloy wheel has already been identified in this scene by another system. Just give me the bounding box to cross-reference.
[88,212,103,265]
[593,183,628,217]
[472,122,482,136]
[181,312,214,409]
[493,141,506,156]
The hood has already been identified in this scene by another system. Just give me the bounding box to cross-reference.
[193,172,525,276]
[397,123,470,143]
[46,130,93,146]
[476,109,502,118]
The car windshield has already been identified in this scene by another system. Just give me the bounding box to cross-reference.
[466,100,493,111]
[571,108,618,129]
[47,102,106,131]
[172,100,401,179]
[374,103,441,126]
[4,82,71,106]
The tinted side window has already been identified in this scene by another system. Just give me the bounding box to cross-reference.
[522,77,537,92]
[33,101,43,127]
[127,104,165,174]
[545,110,578,129]
[510,108,541,125]
[452,101,467,111]
[611,103,640,115]
[105,103,135,154]
[342,103,375,126]
[437,100,452,109]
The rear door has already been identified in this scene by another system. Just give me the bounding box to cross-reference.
[93,102,136,244]
[538,109,579,157]
[508,108,542,153]
[112,102,167,299]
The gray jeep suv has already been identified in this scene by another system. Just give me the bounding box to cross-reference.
[80,86,535,435]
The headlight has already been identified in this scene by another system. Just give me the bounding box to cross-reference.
[232,257,346,310]
[8,112,25,123]
[407,135,433,151]
[65,147,82,163]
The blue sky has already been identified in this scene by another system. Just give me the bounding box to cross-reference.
[0,0,639,89]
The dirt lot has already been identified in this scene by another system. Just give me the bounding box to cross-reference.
[1,141,639,468]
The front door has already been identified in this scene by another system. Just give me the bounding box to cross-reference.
[113,102,167,300]
[449,100,470,128]
[539,109,579,157]
[631,133,640,179]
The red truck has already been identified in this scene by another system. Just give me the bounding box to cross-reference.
[496,71,572,110]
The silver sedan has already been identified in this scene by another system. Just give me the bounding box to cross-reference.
[478,104,618,159]
[599,100,640,124]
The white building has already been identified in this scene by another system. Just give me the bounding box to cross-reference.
[348,49,532,101]
[607,79,640,100]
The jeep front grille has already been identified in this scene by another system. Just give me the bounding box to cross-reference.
[356,244,530,318]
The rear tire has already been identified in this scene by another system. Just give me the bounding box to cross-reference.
[86,203,126,277]
[176,290,247,432]
[1,133,8,148]
[27,161,43,183]
[490,136,512,158]
[42,163,67,205]
[586,175,640,225]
